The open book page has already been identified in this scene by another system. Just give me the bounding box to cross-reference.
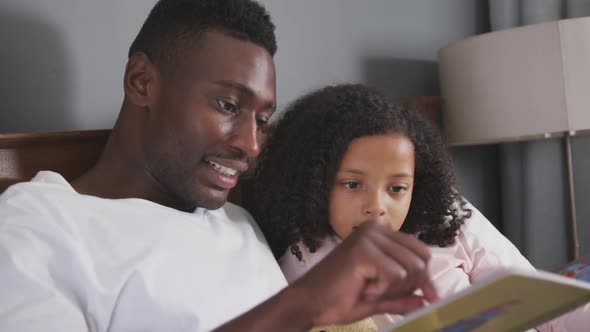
[377,268,590,332]
[310,317,378,332]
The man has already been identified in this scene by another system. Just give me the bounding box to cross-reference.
[0,1,437,331]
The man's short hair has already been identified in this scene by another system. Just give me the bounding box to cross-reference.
[129,0,276,73]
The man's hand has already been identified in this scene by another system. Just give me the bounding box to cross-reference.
[214,222,437,332]
[292,222,438,327]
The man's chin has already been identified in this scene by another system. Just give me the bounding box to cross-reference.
[199,199,226,210]
[193,189,229,210]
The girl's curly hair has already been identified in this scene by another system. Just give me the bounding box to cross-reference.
[253,84,471,259]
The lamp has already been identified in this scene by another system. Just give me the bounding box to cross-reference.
[439,17,590,261]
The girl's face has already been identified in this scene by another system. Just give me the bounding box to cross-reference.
[329,133,415,239]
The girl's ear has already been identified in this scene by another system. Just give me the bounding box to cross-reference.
[290,244,303,261]
[123,52,158,109]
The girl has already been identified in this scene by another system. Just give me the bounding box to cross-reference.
[253,84,588,331]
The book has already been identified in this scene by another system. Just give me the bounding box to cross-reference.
[378,257,590,332]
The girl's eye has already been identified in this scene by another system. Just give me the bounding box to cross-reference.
[343,181,360,189]
[217,99,237,114]
[389,186,406,193]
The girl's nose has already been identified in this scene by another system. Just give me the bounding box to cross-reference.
[364,207,386,216]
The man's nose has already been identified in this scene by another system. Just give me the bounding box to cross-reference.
[230,114,260,158]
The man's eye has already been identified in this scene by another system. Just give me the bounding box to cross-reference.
[343,181,359,189]
[217,99,237,114]
[256,117,269,128]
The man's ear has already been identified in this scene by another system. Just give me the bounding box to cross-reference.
[123,52,158,108]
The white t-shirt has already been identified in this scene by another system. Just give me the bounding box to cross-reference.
[0,171,287,332]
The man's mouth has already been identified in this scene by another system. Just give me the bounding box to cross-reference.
[207,160,237,177]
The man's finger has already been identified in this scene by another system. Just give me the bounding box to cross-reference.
[374,294,426,316]
[368,230,431,296]
[380,230,431,262]
[420,279,440,303]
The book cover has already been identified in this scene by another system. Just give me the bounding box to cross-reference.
[378,264,590,332]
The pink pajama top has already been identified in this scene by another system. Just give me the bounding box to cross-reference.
[279,203,589,331]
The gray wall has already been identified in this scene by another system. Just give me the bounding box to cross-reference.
[1,0,487,133]
[0,0,156,132]
[259,0,488,107]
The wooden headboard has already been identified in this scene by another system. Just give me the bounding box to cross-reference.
[0,130,109,192]
[0,96,441,207]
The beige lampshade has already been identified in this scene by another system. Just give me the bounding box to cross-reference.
[439,17,590,146]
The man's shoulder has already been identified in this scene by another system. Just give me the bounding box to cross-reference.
[0,171,75,215]
[0,172,93,249]
[2,170,73,195]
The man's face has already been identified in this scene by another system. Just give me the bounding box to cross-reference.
[145,30,276,210]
